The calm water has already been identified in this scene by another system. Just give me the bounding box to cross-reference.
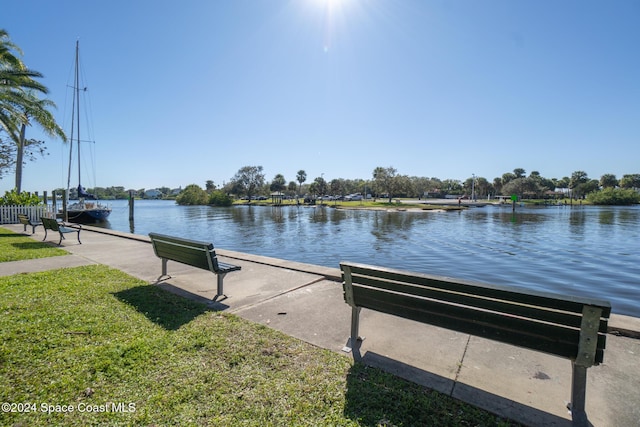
[96,200,639,317]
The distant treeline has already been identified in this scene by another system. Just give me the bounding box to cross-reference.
[38,168,640,206]
[50,186,179,200]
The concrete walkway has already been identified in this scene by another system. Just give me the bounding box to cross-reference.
[2,223,639,427]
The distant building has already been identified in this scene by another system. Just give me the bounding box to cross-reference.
[144,189,163,199]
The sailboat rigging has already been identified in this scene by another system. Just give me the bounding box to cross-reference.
[64,40,111,221]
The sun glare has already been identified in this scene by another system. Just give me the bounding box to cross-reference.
[309,0,350,52]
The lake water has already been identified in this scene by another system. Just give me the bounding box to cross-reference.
[95,200,639,317]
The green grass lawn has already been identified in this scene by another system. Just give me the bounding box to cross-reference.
[0,227,68,262]
[0,265,518,426]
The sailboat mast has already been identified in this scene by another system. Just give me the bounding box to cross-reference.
[65,41,79,197]
[75,40,81,187]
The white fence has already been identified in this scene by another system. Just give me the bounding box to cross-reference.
[0,205,55,224]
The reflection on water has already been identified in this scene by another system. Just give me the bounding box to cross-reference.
[93,201,639,317]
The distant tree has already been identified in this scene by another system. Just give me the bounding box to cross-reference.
[176,184,208,205]
[342,179,364,195]
[395,175,413,198]
[373,166,399,202]
[528,171,555,194]
[313,176,327,197]
[599,174,618,188]
[583,179,600,196]
[492,177,503,196]
[287,181,297,196]
[465,176,490,199]
[208,190,232,206]
[619,174,640,189]
[231,165,265,202]
[330,179,343,197]
[441,179,463,196]
[570,170,588,187]
[569,171,589,198]
[463,177,475,198]
[410,176,430,198]
[296,170,306,195]
[308,182,317,196]
[501,177,544,199]
[205,180,216,192]
[556,177,570,189]
[513,168,526,179]
[91,187,107,199]
[501,172,516,185]
[587,188,640,205]
[270,174,286,192]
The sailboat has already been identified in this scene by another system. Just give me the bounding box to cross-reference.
[64,41,111,222]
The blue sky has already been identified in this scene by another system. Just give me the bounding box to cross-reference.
[2,0,639,193]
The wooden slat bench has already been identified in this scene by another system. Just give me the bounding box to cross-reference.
[17,213,42,234]
[41,217,81,246]
[148,232,241,300]
[340,261,611,427]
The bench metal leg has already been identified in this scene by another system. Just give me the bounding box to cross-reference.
[342,307,363,359]
[351,306,361,345]
[161,258,168,277]
[154,258,172,282]
[42,229,48,241]
[215,273,226,300]
[570,362,589,427]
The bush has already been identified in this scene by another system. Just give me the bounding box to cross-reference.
[0,189,42,206]
[175,184,208,205]
[209,190,233,206]
[586,188,640,205]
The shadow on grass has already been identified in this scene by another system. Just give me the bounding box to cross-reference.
[113,284,213,330]
[10,241,53,250]
[0,233,27,239]
[344,351,569,427]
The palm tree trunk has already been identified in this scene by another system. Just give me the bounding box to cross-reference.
[15,123,26,193]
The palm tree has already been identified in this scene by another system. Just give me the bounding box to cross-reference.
[1,29,47,135]
[296,170,306,196]
[0,29,66,192]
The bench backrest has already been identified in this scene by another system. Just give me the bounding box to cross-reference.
[149,232,221,273]
[41,217,60,231]
[341,262,611,366]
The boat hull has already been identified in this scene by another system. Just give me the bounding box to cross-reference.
[67,208,111,222]
[64,201,111,222]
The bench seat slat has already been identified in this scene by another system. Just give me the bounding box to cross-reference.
[349,274,609,333]
[353,287,605,361]
[217,261,242,273]
[347,264,612,318]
